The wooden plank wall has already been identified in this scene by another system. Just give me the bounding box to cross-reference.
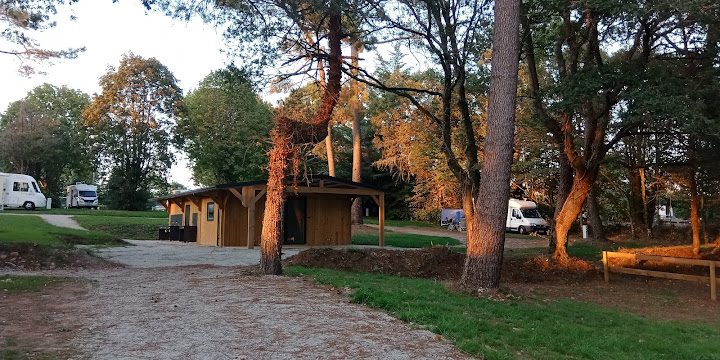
[306,194,352,246]
[222,196,247,246]
[198,198,218,246]
[171,191,355,247]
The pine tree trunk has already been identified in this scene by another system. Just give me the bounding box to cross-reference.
[325,123,335,176]
[350,40,364,225]
[689,170,701,256]
[627,167,646,238]
[259,12,343,275]
[461,0,520,290]
[587,185,606,241]
[260,122,290,274]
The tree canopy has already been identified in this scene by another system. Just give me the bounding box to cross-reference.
[177,65,273,185]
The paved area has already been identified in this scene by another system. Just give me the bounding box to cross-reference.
[37,214,86,230]
[89,240,303,268]
[0,213,86,230]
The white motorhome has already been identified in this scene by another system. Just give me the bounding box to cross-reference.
[506,199,549,235]
[66,183,99,209]
[0,172,48,210]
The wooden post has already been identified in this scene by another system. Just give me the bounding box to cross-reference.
[711,263,717,301]
[379,193,385,248]
[247,202,256,249]
[603,251,609,282]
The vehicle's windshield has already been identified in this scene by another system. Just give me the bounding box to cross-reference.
[521,208,542,219]
[79,191,97,197]
[31,182,39,193]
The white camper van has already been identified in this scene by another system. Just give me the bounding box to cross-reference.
[506,199,549,235]
[0,173,48,210]
[66,183,99,209]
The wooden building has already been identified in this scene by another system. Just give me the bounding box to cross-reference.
[156,176,385,248]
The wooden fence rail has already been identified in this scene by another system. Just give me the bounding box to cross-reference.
[602,251,719,301]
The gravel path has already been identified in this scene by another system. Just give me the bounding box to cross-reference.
[89,240,302,268]
[0,213,86,230]
[70,267,470,360]
[366,224,548,249]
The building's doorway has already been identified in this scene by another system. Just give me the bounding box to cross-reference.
[284,197,307,244]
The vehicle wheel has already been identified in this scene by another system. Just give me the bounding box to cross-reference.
[518,226,527,235]
[23,201,35,210]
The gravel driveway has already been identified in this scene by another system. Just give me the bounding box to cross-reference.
[89,240,302,267]
[71,267,469,360]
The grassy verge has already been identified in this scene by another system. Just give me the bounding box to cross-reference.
[74,215,166,240]
[0,215,120,247]
[287,266,720,360]
[3,208,167,218]
[362,217,440,228]
[0,275,60,292]
[352,232,459,248]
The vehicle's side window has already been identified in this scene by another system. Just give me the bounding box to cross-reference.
[207,202,215,221]
[512,209,520,218]
[13,182,29,192]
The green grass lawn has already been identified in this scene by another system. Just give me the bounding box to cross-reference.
[287,266,720,360]
[0,215,119,247]
[352,231,460,248]
[74,215,166,240]
[362,217,440,228]
[0,275,60,292]
[5,208,167,218]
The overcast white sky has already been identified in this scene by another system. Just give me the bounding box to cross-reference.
[0,0,235,188]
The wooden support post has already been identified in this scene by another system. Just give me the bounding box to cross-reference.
[711,263,717,301]
[247,201,256,249]
[603,251,609,282]
[379,194,385,248]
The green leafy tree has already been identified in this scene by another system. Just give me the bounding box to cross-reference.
[0,83,93,202]
[177,66,272,185]
[84,53,183,210]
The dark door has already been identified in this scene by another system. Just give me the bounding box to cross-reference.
[284,197,306,244]
[184,205,191,226]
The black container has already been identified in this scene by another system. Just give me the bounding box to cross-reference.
[182,226,197,242]
[158,227,170,240]
[169,225,181,241]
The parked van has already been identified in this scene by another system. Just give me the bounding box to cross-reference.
[506,199,549,235]
[0,172,48,210]
[66,183,99,209]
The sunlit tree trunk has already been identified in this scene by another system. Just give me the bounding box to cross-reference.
[628,167,647,237]
[325,124,336,176]
[350,39,364,224]
[553,170,597,261]
[689,169,701,256]
[549,152,573,254]
[461,0,520,290]
[260,11,343,275]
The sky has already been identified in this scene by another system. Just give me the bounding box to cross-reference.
[0,0,234,188]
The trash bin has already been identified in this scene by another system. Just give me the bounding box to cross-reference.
[46,198,52,209]
[169,226,181,241]
[182,226,197,242]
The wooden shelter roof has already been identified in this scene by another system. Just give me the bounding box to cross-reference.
[155,175,383,201]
